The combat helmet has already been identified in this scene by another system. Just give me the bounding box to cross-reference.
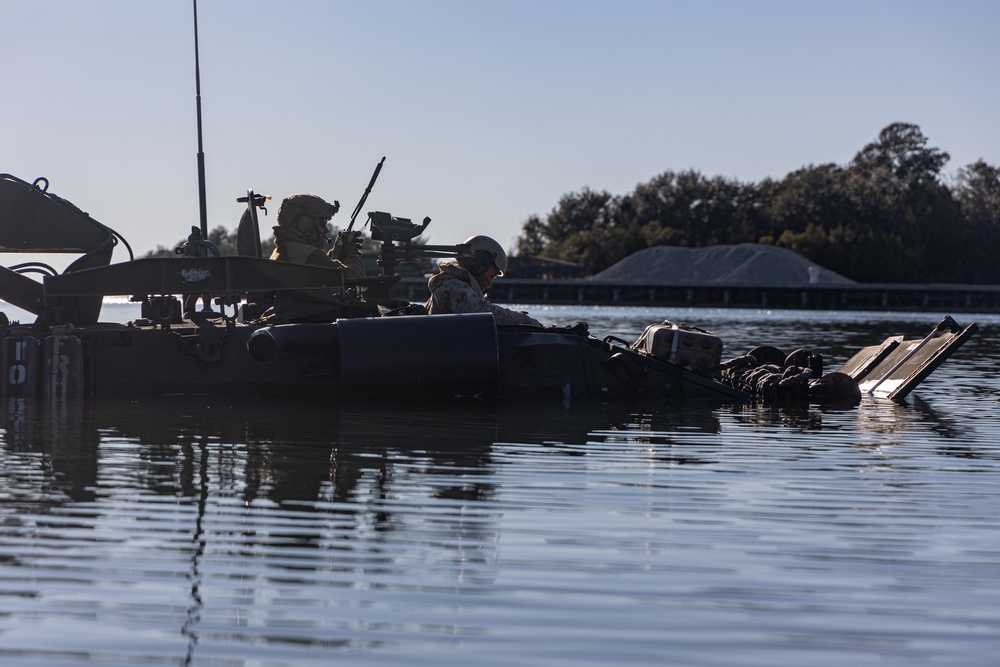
[276,194,340,247]
[462,235,507,276]
[277,194,340,228]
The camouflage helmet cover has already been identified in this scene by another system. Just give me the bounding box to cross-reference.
[276,194,340,228]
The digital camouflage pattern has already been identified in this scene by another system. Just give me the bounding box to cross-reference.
[276,194,340,227]
[270,193,363,277]
[269,226,365,278]
[425,262,543,327]
[265,226,368,323]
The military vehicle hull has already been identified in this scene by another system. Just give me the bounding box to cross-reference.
[0,313,752,403]
[0,173,976,408]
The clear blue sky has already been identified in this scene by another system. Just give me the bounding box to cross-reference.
[3,0,998,258]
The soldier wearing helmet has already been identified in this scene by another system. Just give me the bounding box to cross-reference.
[267,193,367,322]
[270,193,365,277]
[425,235,543,327]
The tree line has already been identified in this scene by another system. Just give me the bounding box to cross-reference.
[513,123,1000,284]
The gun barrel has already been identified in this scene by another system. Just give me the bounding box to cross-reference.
[347,156,386,233]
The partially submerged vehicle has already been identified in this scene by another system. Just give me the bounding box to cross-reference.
[0,173,978,407]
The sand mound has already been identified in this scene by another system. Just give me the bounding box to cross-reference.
[592,243,854,287]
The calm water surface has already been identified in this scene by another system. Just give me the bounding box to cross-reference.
[1,304,999,666]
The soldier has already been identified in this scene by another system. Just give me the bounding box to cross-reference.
[267,193,367,322]
[426,235,543,327]
[270,193,364,277]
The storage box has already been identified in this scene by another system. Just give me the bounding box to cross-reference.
[635,321,723,371]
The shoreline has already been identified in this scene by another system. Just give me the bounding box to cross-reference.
[394,277,1000,314]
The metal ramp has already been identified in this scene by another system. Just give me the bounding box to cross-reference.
[836,316,978,401]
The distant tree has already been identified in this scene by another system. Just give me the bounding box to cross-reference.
[550,225,646,274]
[511,123,1000,282]
[636,218,685,248]
[144,225,271,259]
[543,187,618,246]
[514,214,547,256]
[615,170,746,248]
[683,174,744,247]
[764,164,853,240]
[515,188,622,267]
[626,171,684,243]
[852,122,950,182]
[824,123,966,281]
[207,226,235,255]
[955,159,1000,228]
[953,159,1000,282]
[143,244,176,259]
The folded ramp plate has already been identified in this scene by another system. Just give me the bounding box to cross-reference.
[836,318,978,401]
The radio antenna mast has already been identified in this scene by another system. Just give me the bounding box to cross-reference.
[192,0,208,238]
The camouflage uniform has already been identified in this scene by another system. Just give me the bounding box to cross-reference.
[267,194,366,322]
[269,226,365,278]
[425,261,543,327]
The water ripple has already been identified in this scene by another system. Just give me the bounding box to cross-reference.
[1,310,999,665]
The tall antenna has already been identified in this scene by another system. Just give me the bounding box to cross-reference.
[192,0,208,238]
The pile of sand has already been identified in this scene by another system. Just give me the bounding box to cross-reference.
[592,243,854,287]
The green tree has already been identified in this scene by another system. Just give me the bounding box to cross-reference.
[839,123,962,282]
[514,214,547,256]
[955,159,1000,228]
[507,121,996,283]
[144,225,272,259]
[616,170,746,248]
[542,187,618,246]
[852,122,950,181]
[764,164,853,240]
[953,160,1000,282]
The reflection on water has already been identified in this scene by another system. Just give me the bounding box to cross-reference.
[1,308,999,666]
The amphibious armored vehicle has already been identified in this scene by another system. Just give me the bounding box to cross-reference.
[0,173,977,408]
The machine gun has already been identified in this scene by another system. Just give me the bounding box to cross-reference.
[333,156,385,260]
[367,211,470,280]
